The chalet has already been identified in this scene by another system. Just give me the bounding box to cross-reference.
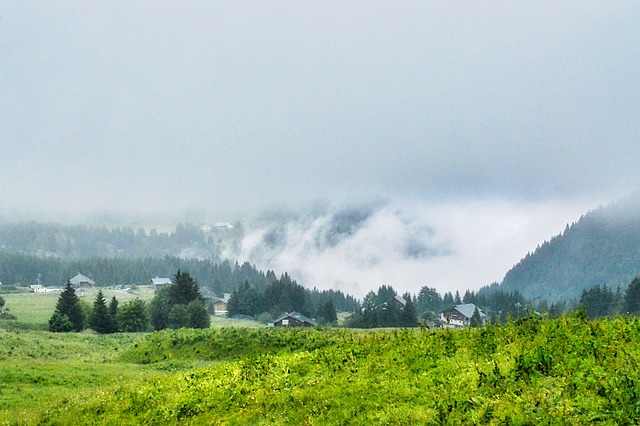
[29,284,45,293]
[376,295,407,311]
[272,311,317,328]
[150,277,172,289]
[69,273,95,289]
[212,294,231,316]
[439,303,486,328]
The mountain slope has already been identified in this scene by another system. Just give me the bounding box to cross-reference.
[498,194,640,303]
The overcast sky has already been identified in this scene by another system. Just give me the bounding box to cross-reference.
[2,2,639,295]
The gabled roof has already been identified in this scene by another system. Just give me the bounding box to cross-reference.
[375,295,407,310]
[70,273,95,285]
[274,311,317,326]
[213,296,230,304]
[151,277,172,285]
[446,303,486,319]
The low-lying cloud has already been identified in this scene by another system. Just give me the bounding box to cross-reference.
[223,198,594,298]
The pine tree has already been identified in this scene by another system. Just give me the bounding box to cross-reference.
[624,277,640,315]
[400,298,418,327]
[89,290,114,334]
[108,296,119,332]
[169,270,202,306]
[50,280,84,332]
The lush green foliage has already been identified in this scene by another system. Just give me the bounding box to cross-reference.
[4,315,639,425]
[150,271,210,330]
[117,298,151,332]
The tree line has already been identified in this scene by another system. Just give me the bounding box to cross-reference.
[226,273,340,325]
[49,270,210,333]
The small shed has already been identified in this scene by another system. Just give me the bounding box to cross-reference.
[150,277,172,289]
[272,311,317,328]
[69,273,95,289]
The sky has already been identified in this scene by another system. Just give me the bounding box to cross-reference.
[1,2,639,296]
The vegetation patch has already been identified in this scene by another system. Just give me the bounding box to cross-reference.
[2,315,638,425]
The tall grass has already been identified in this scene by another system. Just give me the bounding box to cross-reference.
[9,315,640,425]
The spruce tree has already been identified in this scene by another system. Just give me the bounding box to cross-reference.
[169,270,202,306]
[624,277,640,315]
[89,290,113,334]
[400,298,418,327]
[50,280,84,332]
[108,296,119,332]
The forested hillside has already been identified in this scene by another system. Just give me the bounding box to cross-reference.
[497,195,640,303]
[0,221,238,260]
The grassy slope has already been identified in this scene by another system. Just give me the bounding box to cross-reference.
[12,315,640,425]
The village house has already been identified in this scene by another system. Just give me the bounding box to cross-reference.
[439,303,486,328]
[271,311,317,328]
[212,294,231,316]
[69,273,95,289]
[150,277,172,289]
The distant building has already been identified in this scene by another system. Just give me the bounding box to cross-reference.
[213,222,234,231]
[150,277,172,289]
[29,284,45,293]
[439,303,486,328]
[212,294,231,316]
[375,295,407,311]
[69,273,95,289]
[271,311,317,328]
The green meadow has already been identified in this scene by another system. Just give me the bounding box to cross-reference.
[2,292,640,424]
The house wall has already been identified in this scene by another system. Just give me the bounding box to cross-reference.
[213,301,227,315]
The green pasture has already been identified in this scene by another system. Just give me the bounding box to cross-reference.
[0,286,264,331]
[1,314,640,425]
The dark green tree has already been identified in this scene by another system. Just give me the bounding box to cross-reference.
[316,300,338,325]
[400,297,418,327]
[187,299,211,329]
[624,277,640,315]
[169,270,203,306]
[416,286,443,317]
[89,290,114,334]
[168,304,191,329]
[150,270,209,330]
[0,296,4,312]
[108,296,119,333]
[117,298,150,332]
[50,280,84,332]
[48,311,74,332]
[150,286,173,330]
[470,306,483,328]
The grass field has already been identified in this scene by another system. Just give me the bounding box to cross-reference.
[4,291,640,424]
[2,314,640,424]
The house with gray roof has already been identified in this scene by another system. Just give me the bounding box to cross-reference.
[69,273,95,288]
[439,303,486,328]
[150,277,172,289]
[271,311,317,327]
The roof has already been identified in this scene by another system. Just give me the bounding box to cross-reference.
[273,311,317,326]
[70,273,95,285]
[448,303,486,319]
[151,277,172,285]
